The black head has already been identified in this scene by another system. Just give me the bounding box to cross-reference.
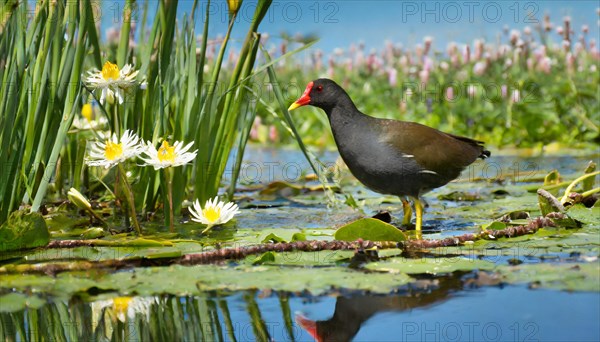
[288,78,352,114]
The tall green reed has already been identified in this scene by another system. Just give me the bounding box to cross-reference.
[0,1,100,223]
[0,0,326,228]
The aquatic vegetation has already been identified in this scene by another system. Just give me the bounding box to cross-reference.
[84,61,140,105]
[189,197,241,234]
[0,1,598,339]
[86,130,144,169]
[141,140,197,170]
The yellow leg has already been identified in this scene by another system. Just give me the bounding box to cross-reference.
[412,197,423,233]
[401,198,412,225]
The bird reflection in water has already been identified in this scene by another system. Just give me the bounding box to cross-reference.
[296,274,476,342]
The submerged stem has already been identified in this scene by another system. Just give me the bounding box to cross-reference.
[166,167,174,232]
[118,163,142,235]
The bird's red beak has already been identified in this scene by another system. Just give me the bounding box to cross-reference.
[295,314,322,342]
[288,81,313,111]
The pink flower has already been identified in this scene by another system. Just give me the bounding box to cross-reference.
[446,87,455,101]
[526,58,534,71]
[473,61,487,75]
[268,125,278,142]
[447,42,458,56]
[539,57,552,73]
[473,39,484,60]
[423,56,433,71]
[462,45,471,64]
[501,85,508,98]
[534,46,547,59]
[250,116,261,141]
[582,25,589,34]
[566,52,575,72]
[510,30,520,45]
[345,58,353,72]
[423,36,433,55]
[387,68,397,87]
[511,89,521,103]
[419,69,430,84]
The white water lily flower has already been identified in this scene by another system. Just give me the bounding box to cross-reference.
[141,140,197,170]
[86,130,144,169]
[84,61,139,104]
[189,197,240,233]
[71,103,108,130]
[92,296,158,324]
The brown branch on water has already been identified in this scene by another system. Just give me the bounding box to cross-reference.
[180,240,396,265]
[1,214,565,275]
[401,215,558,250]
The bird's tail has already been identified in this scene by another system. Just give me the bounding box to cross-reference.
[480,149,491,159]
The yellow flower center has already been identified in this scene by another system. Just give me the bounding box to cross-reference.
[81,103,93,122]
[101,61,120,81]
[202,207,221,223]
[104,141,123,161]
[112,297,132,318]
[157,141,176,163]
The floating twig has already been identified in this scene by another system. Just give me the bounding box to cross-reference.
[1,214,566,275]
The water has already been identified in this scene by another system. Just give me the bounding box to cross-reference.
[2,284,599,341]
[1,147,598,341]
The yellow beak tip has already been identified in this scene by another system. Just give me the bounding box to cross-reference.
[288,102,301,111]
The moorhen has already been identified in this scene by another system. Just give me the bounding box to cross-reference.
[288,78,490,232]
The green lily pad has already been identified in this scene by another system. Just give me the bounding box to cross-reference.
[252,251,276,265]
[497,263,600,291]
[0,293,46,313]
[245,250,355,266]
[260,231,307,243]
[482,221,507,230]
[365,257,496,275]
[0,264,414,298]
[566,204,600,226]
[0,211,49,252]
[334,218,407,242]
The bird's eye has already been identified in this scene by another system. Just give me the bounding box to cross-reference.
[316,85,323,92]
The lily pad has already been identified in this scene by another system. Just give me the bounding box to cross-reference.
[566,204,600,226]
[0,293,46,313]
[252,251,276,265]
[0,211,49,252]
[481,221,507,231]
[497,263,600,291]
[364,257,496,275]
[334,218,407,242]
[0,264,414,298]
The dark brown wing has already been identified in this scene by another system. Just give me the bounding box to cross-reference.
[380,120,487,178]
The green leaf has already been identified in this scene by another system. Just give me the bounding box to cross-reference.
[365,257,496,275]
[252,251,276,265]
[544,170,561,186]
[334,218,407,242]
[582,161,597,191]
[0,293,46,313]
[291,233,307,242]
[261,233,287,243]
[0,211,49,252]
[1,265,414,297]
[481,221,507,230]
[566,204,600,225]
[498,263,600,291]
